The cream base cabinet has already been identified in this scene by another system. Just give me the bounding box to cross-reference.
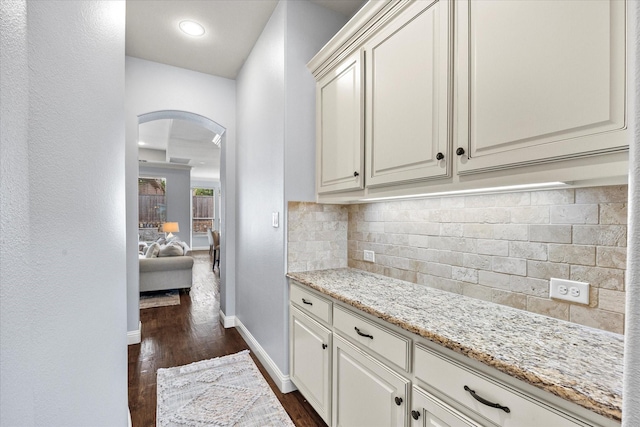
[333,335,410,427]
[455,0,627,174]
[316,50,364,194]
[364,0,452,188]
[290,306,332,425]
[411,386,485,427]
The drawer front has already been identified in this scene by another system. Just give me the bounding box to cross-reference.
[333,305,410,372]
[412,385,487,427]
[414,344,583,427]
[290,282,332,325]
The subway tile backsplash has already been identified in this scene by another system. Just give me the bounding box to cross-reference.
[287,186,628,334]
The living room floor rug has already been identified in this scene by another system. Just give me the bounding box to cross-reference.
[140,290,181,309]
[156,350,295,427]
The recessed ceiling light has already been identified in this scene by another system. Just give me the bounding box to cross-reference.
[138,141,146,146]
[179,20,205,37]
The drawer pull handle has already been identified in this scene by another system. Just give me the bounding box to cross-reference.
[354,326,373,339]
[394,396,403,406]
[301,298,313,306]
[322,343,327,349]
[411,410,420,420]
[464,385,511,413]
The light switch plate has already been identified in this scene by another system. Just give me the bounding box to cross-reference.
[550,278,589,305]
[272,212,279,228]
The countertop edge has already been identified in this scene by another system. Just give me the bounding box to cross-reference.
[287,272,622,422]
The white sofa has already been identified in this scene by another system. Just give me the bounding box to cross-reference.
[139,255,193,293]
[138,240,193,293]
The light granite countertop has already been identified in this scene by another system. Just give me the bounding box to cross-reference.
[287,268,624,422]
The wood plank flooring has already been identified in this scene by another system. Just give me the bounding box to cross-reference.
[128,251,327,427]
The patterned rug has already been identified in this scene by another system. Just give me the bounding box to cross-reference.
[157,350,295,427]
[140,290,181,309]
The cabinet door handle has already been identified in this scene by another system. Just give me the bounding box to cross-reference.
[301,298,313,305]
[411,410,420,420]
[464,385,510,413]
[322,343,327,349]
[436,152,444,160]
[353,171,360,177]
[456,147,466,156]
[394,396,403,406]
[354,326,373,339]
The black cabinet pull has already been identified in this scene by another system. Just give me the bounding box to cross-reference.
[301,298,312,305]
[411,410,420,420]
[354,326,373,339]
[464,385,510,413]
[322,343,327,349]
[436,152,444,160]
[456,147,465,156]
[395,396,403,406]
[353,171,359,177]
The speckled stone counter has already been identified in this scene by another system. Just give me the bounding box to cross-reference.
[287,268,624,422]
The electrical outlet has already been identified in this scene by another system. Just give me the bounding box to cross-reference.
[550,278,589,305]
[363,250,375,263]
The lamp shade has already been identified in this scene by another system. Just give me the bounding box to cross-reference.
[161,222,179,233]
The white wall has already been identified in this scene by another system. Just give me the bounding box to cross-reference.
[0,1,127,425]
[235,0,347,379]
[125,57,236,334]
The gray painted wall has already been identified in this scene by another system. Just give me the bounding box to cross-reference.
[125,57,236,334]
[623,1,640,424]
[235,0,347,375]
[0,1,127,424]
[139,164,192,246]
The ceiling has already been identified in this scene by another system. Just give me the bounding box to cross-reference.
[127,0,366,182]
[138,119,221,181]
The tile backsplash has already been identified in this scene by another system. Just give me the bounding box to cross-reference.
[288,202,348,272]
[287,186,628,334]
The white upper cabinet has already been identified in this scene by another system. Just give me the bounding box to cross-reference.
[455,0,627,174]
[365,0,452,187]
[316,50,364,194]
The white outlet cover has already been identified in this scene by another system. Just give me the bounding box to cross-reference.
[550,278,589,305]
[363,250,375,263]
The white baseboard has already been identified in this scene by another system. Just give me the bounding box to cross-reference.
[234,317,297,394]
[219,310,237,328]
[191,246,209,251]
[127,321,142,345]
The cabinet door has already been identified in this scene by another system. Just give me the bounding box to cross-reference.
[333,335,409,427]
[365,0,451,188]
[290,306,332,425]
[411,386,487,427]
[456,0,626,174]
[316,50,364,194]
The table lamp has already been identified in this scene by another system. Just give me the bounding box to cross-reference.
[161,222,179,239]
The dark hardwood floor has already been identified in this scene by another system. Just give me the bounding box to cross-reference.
[128,251,327,427]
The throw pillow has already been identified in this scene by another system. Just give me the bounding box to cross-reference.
[145,242,160,258]
[159,243,183,257]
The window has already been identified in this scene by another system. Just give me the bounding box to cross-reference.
[192,188,214,233]
[138,177,166,228]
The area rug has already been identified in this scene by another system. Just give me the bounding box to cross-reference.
[140,290,181,309]
[156,350,295,427]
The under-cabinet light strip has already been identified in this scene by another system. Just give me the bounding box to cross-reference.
[360,182,570,202]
